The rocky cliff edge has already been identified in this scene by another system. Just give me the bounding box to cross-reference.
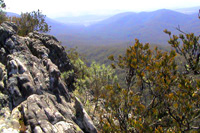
[0,22,97,133]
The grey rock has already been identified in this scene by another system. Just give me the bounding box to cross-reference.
[74,97,98,133]
[0,22,97,132]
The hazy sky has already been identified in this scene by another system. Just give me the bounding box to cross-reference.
[4,0,200,18]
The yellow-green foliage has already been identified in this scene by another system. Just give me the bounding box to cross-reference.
[63,17,200,133]
[164,29,200,75]
[62,48,118,119]
[99,34,200,132]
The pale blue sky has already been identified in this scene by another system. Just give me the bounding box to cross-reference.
[4,0,200,18]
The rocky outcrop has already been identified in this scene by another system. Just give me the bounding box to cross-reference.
[0,22,97,133]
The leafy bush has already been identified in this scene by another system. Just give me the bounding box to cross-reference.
[0,0,6,24]
[62,48,118,122]
[99,33,200,132]
[8,10,51,36]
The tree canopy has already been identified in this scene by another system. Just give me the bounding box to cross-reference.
[0,0,6,24]
[0,0,5,10]
[98,30,200,132]
[0,1,50,35]
[10,10,51,36]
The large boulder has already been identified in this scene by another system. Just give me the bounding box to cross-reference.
[0,22,97,133]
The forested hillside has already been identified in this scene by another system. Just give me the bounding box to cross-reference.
[1,1,200,132]
[71,43,170,65]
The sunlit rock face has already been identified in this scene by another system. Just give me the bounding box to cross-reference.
[0,22,97,133]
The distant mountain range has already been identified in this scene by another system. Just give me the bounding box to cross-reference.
[53,8,200,46]
[175,6,200,14]
[6,7,200,46]
[55,15,112,26]
[81,9,200,44]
